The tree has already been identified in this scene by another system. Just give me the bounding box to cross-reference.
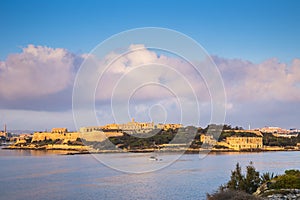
[210,165,300,199]
[227,163,244,190]
[225,162,261,194]
[243,162,261,193]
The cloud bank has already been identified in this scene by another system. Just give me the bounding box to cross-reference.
[0,45,81,99]
[214,56,300,102]
[0,44,299,129]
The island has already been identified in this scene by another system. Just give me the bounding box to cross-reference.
[2,119,300,154]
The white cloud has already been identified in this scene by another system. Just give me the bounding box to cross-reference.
[0,44,80,99]
[214,56,300,128]
[214,56,300,102]
[82,44,213,126]
[92,44,211,103]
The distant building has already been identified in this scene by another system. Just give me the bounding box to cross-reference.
[31,128,79,143]
[0,124,8,138]
[272,132,299,138]
[224,136,263,150]
[200,134,217,145]
[79,126,123,142]
[119,118,155,133]
[51,128,68,134]
[79,126,102,133]
[200,132,263,150]
[78,120,182,142]
[100,118,182,134]
[101,123,120,131]
[259,126,299,138]
[156,123,182,131]
[100,118,154,134]
[259,126,288,134]
[289,128,299,133]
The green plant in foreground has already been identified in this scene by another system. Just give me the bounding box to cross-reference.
[269,169,300,189]
[260,172,275,184]
[209,163,300,200]
[225,162,261,194]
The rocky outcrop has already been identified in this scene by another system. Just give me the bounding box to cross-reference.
[254,182,300,200]
[254,169,300,200]
[262,189,300,200]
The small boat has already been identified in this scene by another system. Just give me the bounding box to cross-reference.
[149,156,158,161]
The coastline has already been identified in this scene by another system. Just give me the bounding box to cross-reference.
[4,145,300,155]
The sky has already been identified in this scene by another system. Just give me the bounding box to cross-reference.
[0,0,300,131]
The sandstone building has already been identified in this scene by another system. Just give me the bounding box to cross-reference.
[31,128,79,143]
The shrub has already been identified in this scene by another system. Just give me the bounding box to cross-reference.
[269,170,300,189]
[260,172,275,184]
[225,162,261,194]
[207,190,262,200]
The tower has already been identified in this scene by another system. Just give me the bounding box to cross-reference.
[2,124,7,138]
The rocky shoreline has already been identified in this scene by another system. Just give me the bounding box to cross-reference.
[261,189,300,200]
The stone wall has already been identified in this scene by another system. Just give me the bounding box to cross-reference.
[31,132,79,142]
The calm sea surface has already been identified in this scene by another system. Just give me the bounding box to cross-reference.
[0,148,299,200]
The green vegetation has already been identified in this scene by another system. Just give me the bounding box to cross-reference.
[31,139,56,145]
[30,138,83,146]
[201,124,243,132]
[208,163,300,200]
[84,139,120,150]
[67,138,83,146]
[108,127,199,150]
[263,133,300,146]
[260,172,275,184]
[213,145,229,149]
[199,124,223,140]
[218,131,259,142]
[109,129,175,149]
[269,170,300,189]
[189,135,202,149]
[225,162,261,194]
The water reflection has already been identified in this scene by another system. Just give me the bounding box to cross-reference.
[0,149,299,200]
[0,147,77,156]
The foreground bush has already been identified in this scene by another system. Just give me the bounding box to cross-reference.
[207,190,262,200]
[208,163,300,200]
[224,162,261,194]
[269,169,300,189]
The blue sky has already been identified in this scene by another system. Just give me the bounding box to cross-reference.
[1,0,300,130]
[1,0,300,63]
